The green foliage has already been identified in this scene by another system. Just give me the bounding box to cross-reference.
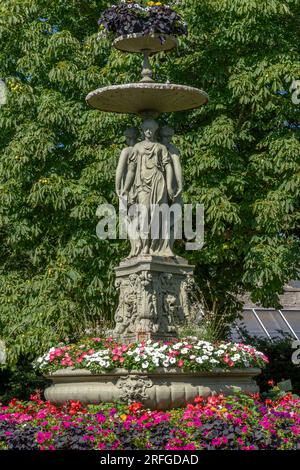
[240,331,300,394]
[0,360,49,404]
[0,0,299,365]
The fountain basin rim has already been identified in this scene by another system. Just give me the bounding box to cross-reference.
[86,82,209,116]
[45,367,262,378]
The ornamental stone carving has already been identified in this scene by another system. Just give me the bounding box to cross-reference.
[116,374,153,403]
[113,256,195,342]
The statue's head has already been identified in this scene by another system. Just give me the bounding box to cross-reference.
[141,119,159,141]
[124,127,138,146]
[160,126,174,144]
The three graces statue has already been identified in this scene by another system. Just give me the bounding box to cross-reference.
[115,119,183,258]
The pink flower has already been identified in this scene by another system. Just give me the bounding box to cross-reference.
[212,437,221,447]
[178,360,184,367]
[37,432,45,444]
[96,413,106,424]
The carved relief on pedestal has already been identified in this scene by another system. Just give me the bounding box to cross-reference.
[114,274,139,335]
[113,266,194,340]
[116,374,153,403]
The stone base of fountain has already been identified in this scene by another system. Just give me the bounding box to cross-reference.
[44,368,261,410]
[111,255,195,343]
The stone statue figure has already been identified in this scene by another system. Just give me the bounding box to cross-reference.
[115,127,139,197]
[160,126,183,251]
[121,119,175,256]
[160,126,183,203]
[115,127,141,258]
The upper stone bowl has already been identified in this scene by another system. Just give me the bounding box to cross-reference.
[113,33,178,54]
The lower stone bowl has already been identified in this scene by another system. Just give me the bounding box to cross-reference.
[85,82,208,117]
[44,368,261,410]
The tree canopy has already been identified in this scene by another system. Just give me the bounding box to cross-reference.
[0,0,300,364]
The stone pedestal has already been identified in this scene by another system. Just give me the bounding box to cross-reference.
[112,255,195,343]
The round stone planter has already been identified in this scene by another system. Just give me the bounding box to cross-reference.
[44,367,261,410]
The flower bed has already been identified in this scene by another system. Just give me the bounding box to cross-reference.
[98,1,187,38]
[1,390,300,450]
[35,338,269,374]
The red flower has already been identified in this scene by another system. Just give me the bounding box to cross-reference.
[194,396,204,404]
[267,379,275,387]
[128,402,143,414]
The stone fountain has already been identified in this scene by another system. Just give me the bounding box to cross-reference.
[44,33,261,409]
[87,33,207,344]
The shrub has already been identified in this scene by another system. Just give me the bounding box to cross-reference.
[238,332,300,395]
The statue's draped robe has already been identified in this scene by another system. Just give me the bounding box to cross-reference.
[130,140,173,255]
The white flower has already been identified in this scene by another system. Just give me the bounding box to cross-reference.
[202,355,209,360]
[196,357,203,364]
[163,360,169,367]
[189,355,196,360]
[210,358,219,364]
[170,357,176,364]
[181,348,188,354]
[197,340,210,347]
[134,356,140,362]
[142,361,149,369]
